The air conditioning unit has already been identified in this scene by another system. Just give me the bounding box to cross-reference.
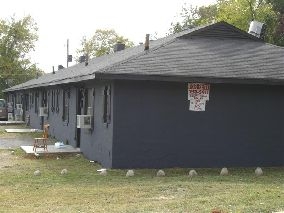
[39,107,48,117]
[16,104,22,110]
[77,115,92,128]
[15,108,23,116]
[8,113,13,121]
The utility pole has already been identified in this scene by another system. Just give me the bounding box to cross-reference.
[66,39,73,68]
[67,39,69,68]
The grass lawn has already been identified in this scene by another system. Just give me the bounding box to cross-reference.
[0,149,283,213]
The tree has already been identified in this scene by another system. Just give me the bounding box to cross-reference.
[216,0,278,44]
[267,0,284,14]
[170,0,283,46]
[267,0,284,45]
[75,29,134,61]
[0,15,43,97]
[170,3,217,33]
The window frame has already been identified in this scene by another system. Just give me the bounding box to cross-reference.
[62,89,70,123]
[103,85,111,125]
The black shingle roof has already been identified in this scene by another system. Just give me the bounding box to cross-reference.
[4,21,284,92]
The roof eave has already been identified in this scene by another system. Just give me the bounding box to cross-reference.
[95,73,284,86]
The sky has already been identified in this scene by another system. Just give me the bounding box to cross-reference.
[0,0,216,73]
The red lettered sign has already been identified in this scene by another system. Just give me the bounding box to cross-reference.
[188,83,210,111]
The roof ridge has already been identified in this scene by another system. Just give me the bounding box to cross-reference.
[94,26,207,74]
[97,38,178,74]
[179,21,262,41]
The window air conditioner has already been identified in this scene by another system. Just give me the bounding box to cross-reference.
[77,115,92,128]
[16,104,22,109]
[39,107,48,117]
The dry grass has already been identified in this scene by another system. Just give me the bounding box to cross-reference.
[0,149,283,213]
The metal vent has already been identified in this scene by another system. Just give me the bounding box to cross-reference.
[113,43,125,52]
[79,55,86,63]
[248,21,266,39]
[58,65,64,70]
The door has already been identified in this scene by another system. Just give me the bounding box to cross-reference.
[76,88,89,148]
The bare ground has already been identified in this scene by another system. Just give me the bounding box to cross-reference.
[0,150,18,169]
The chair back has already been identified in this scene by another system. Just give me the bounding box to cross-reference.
[43,124,49,139]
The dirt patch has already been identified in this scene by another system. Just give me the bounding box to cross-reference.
[0,151,18,169]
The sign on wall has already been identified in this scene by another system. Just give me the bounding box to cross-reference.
[188,83,210,111]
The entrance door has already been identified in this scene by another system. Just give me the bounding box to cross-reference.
[23,94,29,124]
[76,88,87,147]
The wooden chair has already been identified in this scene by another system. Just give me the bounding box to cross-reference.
[33,124,49,152]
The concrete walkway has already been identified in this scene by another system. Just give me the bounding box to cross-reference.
[5,129,42,133]
[0,137,33,149]
[0,121,25,125]
[0,124,81,155]
[21,145,81,154]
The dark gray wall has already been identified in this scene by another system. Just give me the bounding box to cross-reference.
[8,81,114,168]
[13,87,78,147]
[45,87,77,147]
[6,80,114,168]
[28,90,42,129]
[79,80,114,168]
[112,80,284,168]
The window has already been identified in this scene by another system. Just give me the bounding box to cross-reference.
[35,92,39,113]
[16,94,21,105]
[42,91,47,107]
[62,89,70,123]
[87,88,94,115]
[51,90,55,112]
[87,88,95,130]
[84,89,88,115]
[103,85,111,124]
[29,92,34,110]
[24,94,29,110]
[56,89,60,113]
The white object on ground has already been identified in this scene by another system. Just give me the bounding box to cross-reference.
[255,167,263,176]
[55,142,65,149]
[188,169,198,177]
[34,170,41,176]
[156,170,165,177]
[61,169,68,175]
[126,170,134,177]
[99,169,107,176]
[220,167,229,176]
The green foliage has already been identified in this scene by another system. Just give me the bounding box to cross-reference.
[75,29,134,62]
[216,0,278,44]
[0,15,43,97]
[266,0,284,46]
[170,0,283,46]
[267,0,284,14]
[170,3,217,33]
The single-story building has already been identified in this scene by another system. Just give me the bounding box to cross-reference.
[4,21,284,168]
